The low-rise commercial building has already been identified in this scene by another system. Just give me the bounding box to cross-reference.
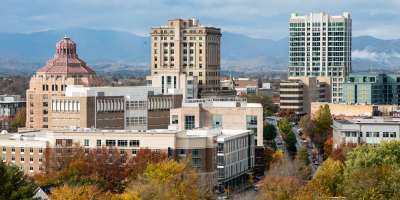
[169,97,263,146]
[311,102,400,119]
[233,78,258,96]
[279,76,331,115]
[48,85,182,130]
[332,117,400,148]
[0,95,26,131]
[0,128,254,189]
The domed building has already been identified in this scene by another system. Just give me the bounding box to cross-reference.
[26,37,101,129]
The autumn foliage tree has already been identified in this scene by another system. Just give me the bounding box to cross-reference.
[299,105,332,153]
[34,147,167,193]
[128,159,211,200]
[10,107,26,131]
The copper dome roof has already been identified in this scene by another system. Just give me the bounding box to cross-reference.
[37,36,96,74]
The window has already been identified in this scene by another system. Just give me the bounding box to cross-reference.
[212,114,223,128]
[246,115,257,126]
[106,140,116,147]
[30,166,33,171]
[366,132,371,137]
[390,132,396,138]
[21,147,24,153]
[192,158,201,167]
[30,157,33,162]
[171,115,178,124]
[39,148,43,153]
[129,140,139,147]
[383,132,389,137]
[374,132,380,137]
[217,143,224,153]
[118,140,128,147]
[126,117,147,128]
[184,115,195,130]
[2,154,6,161]
[2,146,5,152]
[352,132,357,137]
[20,157,24,162]
[84,139,89,147]
[11,147,15,152]
[131,149,137,155]
[97,140,101,147]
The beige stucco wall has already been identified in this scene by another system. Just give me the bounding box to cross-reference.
[311,102,374,118]
[170,105,263,146]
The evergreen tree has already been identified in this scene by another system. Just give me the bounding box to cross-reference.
[0,162,38,200]
[264,123,277,141]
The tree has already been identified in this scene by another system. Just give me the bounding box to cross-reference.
[50,184,104,200]
[50,184,141,200]
[126,148,167,180]
[285,131,297,152]
[345,141,400,171]
[307,158,344,197]
[342,166,400,200]
[263,123,277,141]
[0,162,38,200]
[298,115,314,139]
[278,118,292,138]
[257,176,303,200]
[323,134,333,159]
[246,94,278,116]
[296,148,310,166]
[312,105,332,150]
[34,147,167,193]
[10,107,26,131]
[128,160,211,200]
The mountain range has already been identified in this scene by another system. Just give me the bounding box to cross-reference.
[1,28,400,75]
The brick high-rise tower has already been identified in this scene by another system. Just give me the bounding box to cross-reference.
[26,37,101,129]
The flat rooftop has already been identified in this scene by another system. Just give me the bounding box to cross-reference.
[335,117,400,125]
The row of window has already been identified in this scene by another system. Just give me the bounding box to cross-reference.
[344,131,397,138]
[126,101,146,110]
[96,99,124,112]
[2,146,43,153]
[42,84,68,92]
[2,154,43,162]
[126,117,147,127]
[52,100,81,113]
[83,139,140,147]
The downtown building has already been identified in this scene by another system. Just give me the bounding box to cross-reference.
[0,95,26,131]
[147,18,221,97]
[332,117,400,148]
[279,76,331,116]
[26,37,102,129]
[0,128,254,190]
[25,37,182,131]
[288,12,352,103]
[343,73,400,105]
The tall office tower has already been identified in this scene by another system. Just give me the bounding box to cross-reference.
[26,37,101,129]
[149,18,221,97]
[288,12,352,103]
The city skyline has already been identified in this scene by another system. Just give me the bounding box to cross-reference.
[1,0,400,40]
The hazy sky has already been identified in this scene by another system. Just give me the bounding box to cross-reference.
[1,0,399,39]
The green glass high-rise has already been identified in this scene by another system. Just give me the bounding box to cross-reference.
[343,73,400,104]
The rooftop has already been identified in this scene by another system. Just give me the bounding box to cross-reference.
[335,117,400,125]
[37,37,96,75]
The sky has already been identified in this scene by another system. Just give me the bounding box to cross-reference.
[1,0,400,40]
